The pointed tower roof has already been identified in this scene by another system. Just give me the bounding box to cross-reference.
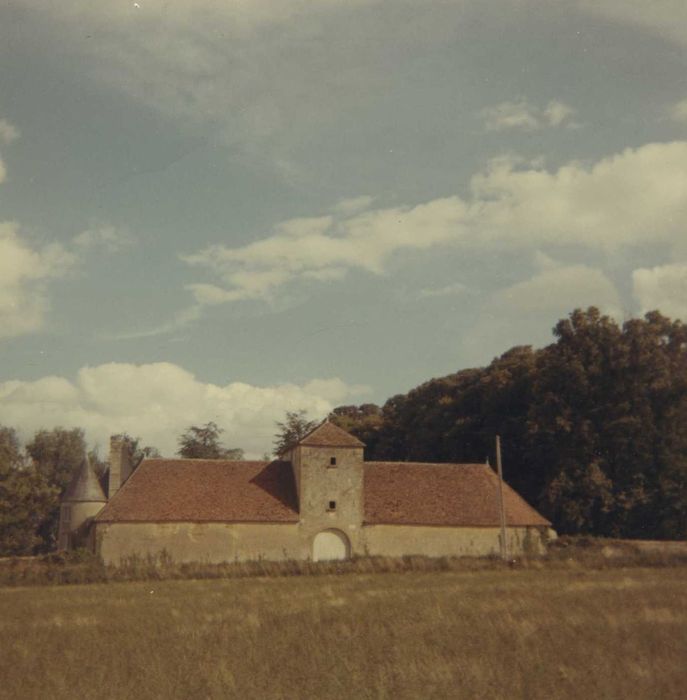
[64,457,107,503]
[297,420,365,448]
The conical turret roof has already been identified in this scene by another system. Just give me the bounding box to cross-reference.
[64,457,107,503]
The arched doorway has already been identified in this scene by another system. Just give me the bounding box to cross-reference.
[312,529,350,561]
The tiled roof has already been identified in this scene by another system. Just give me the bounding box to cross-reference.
[363,462,550,527]
[95,457,549,528]
[95,459,298,523]
[64,458,107,503]
[298,420,365,448]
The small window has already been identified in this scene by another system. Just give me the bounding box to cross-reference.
[329,456,337,467]
[62,506,71,524]
[327,500,337,512]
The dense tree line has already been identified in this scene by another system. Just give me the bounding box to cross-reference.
[2,307,685,554]
[0,419,249,555]
[331,308,687,539]
[0,427,90,555]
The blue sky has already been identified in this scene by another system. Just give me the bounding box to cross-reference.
[0,1,686,456]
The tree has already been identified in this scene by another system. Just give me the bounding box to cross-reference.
[273,410,317,455]
[26,428,87,494]
[25,428,88,551]
[111,434,161,466]
[0,426,57,556]
[329,306,687,539]
[177,422,244,459]
[330,404,383,455]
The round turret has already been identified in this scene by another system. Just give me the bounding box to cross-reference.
[58,457,107,550]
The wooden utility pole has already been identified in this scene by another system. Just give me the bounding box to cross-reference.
[495,435,508,561]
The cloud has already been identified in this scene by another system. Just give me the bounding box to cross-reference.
[0,117,19,184]
[0,223,77,339]
[632,263,687,320]
[480,99,578,132]
[669,98,687,124]
[0,362,370,457]
[72,226,136,253]
[577,0,687,48]
[461,263,623,366]
[468,142,687,250]
[13,0,381,169]
[418,282,468,299]
[181,195,469,304]
[179,141,687,308]
[0,116,82,339]
[489,264,622,317]
[331,196,375,215]
[0,119,19,145]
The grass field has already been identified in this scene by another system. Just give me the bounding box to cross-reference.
[2,564,686,699]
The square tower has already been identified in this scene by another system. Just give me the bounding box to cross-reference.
[283,421,365,558]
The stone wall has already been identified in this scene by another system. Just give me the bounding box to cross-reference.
[96,520,555,564]
[362,524,555,558]
[96,522,301,565]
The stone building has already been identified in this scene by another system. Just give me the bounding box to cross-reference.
[59,421,555,564]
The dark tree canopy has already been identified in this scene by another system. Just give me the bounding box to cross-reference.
[177,422,244,460]
[0,427,57,555]
[273,410,318,455]
[25,427,88,551]
[331,308,687,539]
[26,427,87,494]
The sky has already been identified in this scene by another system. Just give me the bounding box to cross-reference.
[0,0,686,457]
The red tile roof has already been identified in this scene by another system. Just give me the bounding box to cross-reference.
[95,460,298,523]
[297,420,365,448]
[95,457,549,528]
[363,462,550,527]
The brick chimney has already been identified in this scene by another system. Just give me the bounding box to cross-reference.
[108,435,133,498]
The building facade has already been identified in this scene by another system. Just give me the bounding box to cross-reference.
[60,421,555,564]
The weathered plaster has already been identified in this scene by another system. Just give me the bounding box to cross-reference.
[96,522,301,565]
[362,524,555,558]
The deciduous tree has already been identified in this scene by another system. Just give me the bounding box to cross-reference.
[177,422,243,459]
[273,410,317,455]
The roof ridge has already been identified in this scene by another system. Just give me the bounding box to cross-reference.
[297,420,365,448]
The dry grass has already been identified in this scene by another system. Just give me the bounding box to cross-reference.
[2,536,687,588]
[1,564,686,699]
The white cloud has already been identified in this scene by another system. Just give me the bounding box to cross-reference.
[468,142,687,250]
[0,362,370,457]
[0,119,19,145]
[0,222,77,339]
[418,282,467,299]
[0,117,19,184]
[481,99,577,132]
[182,195,469,303]
[331,196,375,215]
[632,263,687,320]
[0,117,81,338]
[577,0,687,48]
[481,101,539,132]
[461,264,623,366]
[179,141,687,308]
[669,98,687,124]
[72,226,135,253]
[490,264,622,317]
[543,100,577,128]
